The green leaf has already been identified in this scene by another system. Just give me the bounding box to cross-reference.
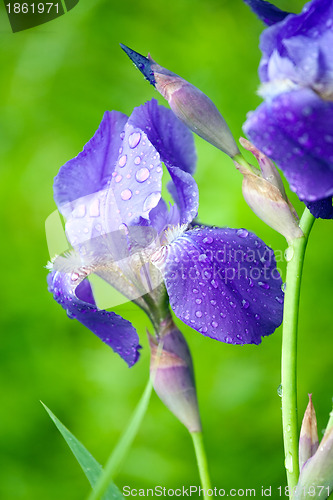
[41,402,124,500]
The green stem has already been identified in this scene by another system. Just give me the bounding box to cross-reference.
[281,207,315,498]
[191,431,212,498]
[88,378,153,500]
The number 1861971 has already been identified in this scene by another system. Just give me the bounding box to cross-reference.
[6,3,60,14]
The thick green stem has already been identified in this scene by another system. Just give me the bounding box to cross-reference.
[281,207,315,498]
[191,431,212,498]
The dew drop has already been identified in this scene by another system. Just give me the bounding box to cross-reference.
[242,299,250,309]
[195,298,202,305]
[236,228,248,238]
[89,198,100,217]
[135,167,150,183]
[193,288,199,294]
[73,204,86,218]
[119,223,128,234]
[128,131,141,148]
[277,384,283,397]
[200,326,207,333]
[134,156,141,165]
[258,281,270,289]
[195,311,203,318]
[115,174,122,183]
[71,272,79,281]
[203,236,213,244]
[275,296,284,304]
[229,301,236,308]
[210,299,216,306]
[121,188,132,201]
[255,313,260,320]
[143,192,160,212]
[284,246,294,262]
[211,321,218,328]
[119,155,127,167]
[211,279,218,289]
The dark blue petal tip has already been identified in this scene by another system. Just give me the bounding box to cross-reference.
[243,0,290,26]
[120,43,156,86]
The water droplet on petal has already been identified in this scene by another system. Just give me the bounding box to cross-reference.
[128,131,141,148]
[121,188,132,201]
[203,236,213,244]
[255,313,260,320]
[211,321,218,328]
[73,204,86,218]
[211,279,218,289]
[115,174,122,183]
[134,156,141,165]
[236,229,248,238]
[89,198,100,217]
[71,272,79,281]
[277,384,283,397]
[200,326,207,333]
[275,296,283,304]
[193,288,199,294]
[242,299,249,309]
[195,311,202,318]
[143,192,160,212]
[135,167,150,183]
[119,155,127,167]
[229,301,236,308]
[210,299,216,306]
[119,223,128,234]
[258,281,270,290]
[195,298,202,305]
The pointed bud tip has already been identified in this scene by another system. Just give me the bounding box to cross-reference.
[120,43,156,86]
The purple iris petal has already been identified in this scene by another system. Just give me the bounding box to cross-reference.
[129,99,198,224]
[56,120,164,248]
[243,0,290,27]
[54,111,128,206]
[258,0,333,85]
[148,199,181,235]
[305,197,333,219]
[153,226,283,344]
[47,271,141,366]
[244,88,333,202]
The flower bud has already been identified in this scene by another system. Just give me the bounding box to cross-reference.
[299,394,319,472]
[120,43,239,158]
[295,407,333,499]
[235,139,303,244]
[148,319,201,433]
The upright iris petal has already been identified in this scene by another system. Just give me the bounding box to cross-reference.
[243,0,333,218]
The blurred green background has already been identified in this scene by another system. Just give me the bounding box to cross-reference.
[1,0,332,498]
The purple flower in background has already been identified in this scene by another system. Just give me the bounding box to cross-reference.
[243,0,333,219]
[47,99,284,366]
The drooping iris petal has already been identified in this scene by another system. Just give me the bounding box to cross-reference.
[305,197,333,219]
[243,0,290,27]
[244,88,333,202]
[128,99,199,224]
[47,271,141,366]
[152,226,283,344]
[54,111,128,206]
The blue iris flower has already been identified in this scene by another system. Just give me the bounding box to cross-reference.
[47,100,284,366]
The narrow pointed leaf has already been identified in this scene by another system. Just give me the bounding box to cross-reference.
[41,402,124,500]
